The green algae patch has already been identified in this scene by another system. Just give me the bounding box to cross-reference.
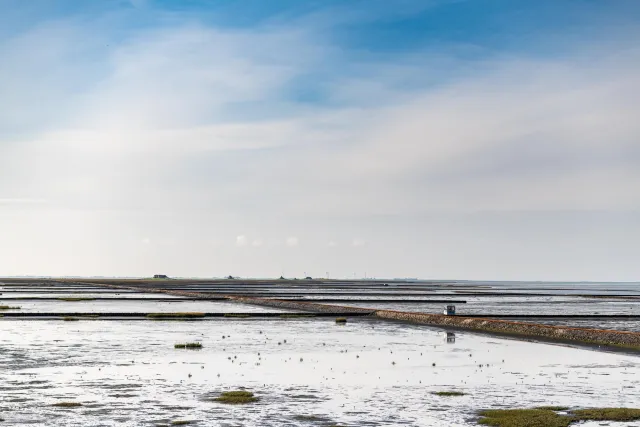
[0,305,20,310]
[174,342,203,349]
[279,314,316,318]
[52,402,83,408]
[213,390,258,404]
[60,315,98,321]
[147,312,205,320]
[478,407,640,426]
[57,297,95,301]
[335,317,347,324]
[171,421,195,426]
[432,391,466,396]
[293,415,330,421]
[572,408,640,421]
[478,409,571,427]
[224,313,250,318]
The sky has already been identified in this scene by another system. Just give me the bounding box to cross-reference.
[0,0,639,280]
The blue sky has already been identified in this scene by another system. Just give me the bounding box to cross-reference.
[0,0,639,279]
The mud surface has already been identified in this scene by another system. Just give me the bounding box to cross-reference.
[1,318,639,426]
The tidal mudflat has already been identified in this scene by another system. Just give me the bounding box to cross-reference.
[1,317,639,426]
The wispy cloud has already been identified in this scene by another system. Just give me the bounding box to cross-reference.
[1,1,639,279]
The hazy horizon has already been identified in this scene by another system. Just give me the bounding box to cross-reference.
[1,0,639,281]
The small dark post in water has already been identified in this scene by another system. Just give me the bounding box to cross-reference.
[444,305,456,315]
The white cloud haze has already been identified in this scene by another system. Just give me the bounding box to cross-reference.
[0,3,639,280]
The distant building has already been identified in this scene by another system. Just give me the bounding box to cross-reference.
[153,274,169,279]
[444,305,456,315]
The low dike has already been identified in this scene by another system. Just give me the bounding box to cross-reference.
[70,281,640,352]
[374,309,640,351]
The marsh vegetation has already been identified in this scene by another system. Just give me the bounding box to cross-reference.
[213,391,258,404]
[174,342,203,349]
[432,391,466,396]
[478,407,640,426]
[52,402,83,408]
[279,314,316,318]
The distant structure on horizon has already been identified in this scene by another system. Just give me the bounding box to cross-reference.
[153,274,169,279]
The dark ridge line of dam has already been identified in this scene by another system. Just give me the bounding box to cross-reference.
[452,314,640,319]
[123,291,640,298]
[0,297,467,303]
[0,290,135,294]
[0,297,229,301]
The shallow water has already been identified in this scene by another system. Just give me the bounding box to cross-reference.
[0,292,143,299]
[0,288,135,294]
[470,281,640,295]
[1,318,638,426]
[0,299,302,314]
